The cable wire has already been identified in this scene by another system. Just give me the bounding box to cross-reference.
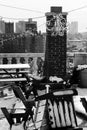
[68,5,87,13]
[0,2,87,14]
[38,23,46,28]
[0,3,87,21]
[0,3,44,14]
[0,15,45,21]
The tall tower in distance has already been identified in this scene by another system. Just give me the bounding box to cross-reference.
[44,7,68,79]
[5,22,14,34]
[69,21,78,34]
[0,19,5,34]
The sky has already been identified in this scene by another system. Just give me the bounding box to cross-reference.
[0,0,87,32]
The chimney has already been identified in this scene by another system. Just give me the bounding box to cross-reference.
[51,6,62,13]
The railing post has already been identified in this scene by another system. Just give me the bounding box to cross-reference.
[8,58,12,64]
[33,57,38,75]
[16,58,20,64]
[25,57,29,64]
[0,58,3,64]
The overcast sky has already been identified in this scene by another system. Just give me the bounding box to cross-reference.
[0,0,87,32]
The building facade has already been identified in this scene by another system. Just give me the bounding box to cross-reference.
[5,22,14,34]
[25,18,37,33]
[0,20,5,34]
[0,33,45,53]
[0,21,14,34]
[16,19,37,34]
[16,21,25,33]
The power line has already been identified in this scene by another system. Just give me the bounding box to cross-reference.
[68,5,87,13]
[0,2,87,15]
[38,23,46,28]
[0,2,44,14]
[0,15,45,21]
[0,16,25,21]
[0,2,87,21]
[0,2,87,14]
[1,6,87,21]
[31,16,45,19]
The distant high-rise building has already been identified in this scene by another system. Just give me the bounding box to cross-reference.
[25,18,37,33]
[0,20,5,34]
[16,19,37,33]
[16,21,25,33]
[35,34,46,53]
[69,21,78,34]
[5,22,14,34]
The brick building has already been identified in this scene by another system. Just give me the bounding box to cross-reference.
[16,19,37,34]
[44,7,67,78]
[5,22,14,34]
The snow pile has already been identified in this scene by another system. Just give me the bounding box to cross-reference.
[49,76,63,83]
[77,65,87,71]
[0,118,9,130]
